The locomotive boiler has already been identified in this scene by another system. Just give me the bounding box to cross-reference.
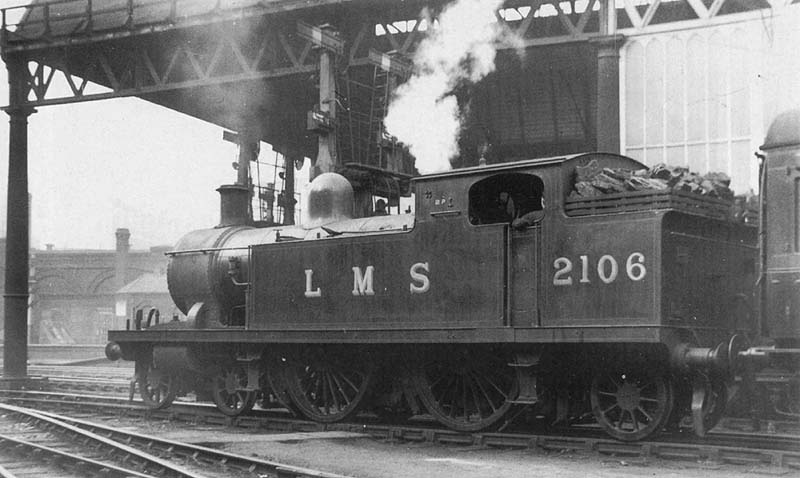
[105,135,784,442]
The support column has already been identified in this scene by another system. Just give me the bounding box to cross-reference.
[3,56,35,378]
[314,39,337,177]
[592,34,625,153]
[282,153,298,225]
[237,130,258,187]
[114,228,130,292]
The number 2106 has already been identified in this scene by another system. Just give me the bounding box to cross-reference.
[553,252,646,286]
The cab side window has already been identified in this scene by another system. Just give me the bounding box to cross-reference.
[468,173,544,227]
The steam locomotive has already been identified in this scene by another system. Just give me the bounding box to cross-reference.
[106,110,800,442]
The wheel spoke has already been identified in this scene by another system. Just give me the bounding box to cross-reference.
[445,378,459,418]
[615,410,626,429]
[639,396,661,403]
[314,373,323,403]
[434,373,456,404]
[327,373,341,411]
[636,405,653,423]
[631,411,640,431]
[284,348,373,422]
[475,372,506,410]
[479,371,511,399]
[330,372,349,405]
[601,403,619,415]
[338,371,361,394]
[471,371,498,413]
[461,376,469,418]
[413,349,516,432]
[468,375,484,416]
[591,366,673,441]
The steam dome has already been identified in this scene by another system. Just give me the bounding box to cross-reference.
[763,109,800,150]
[302,173,355,228]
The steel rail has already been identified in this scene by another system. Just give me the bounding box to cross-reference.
[36,410,354,478]
[0,433,156,478]
[0,389,798,469]
[0,403,209,478]
[0,464,16,478]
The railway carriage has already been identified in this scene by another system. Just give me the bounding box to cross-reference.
[108,150,762,441]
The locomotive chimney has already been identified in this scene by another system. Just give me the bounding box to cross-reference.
[217,184,251,227]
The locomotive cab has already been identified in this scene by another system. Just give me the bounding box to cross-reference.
[468,173,545,227]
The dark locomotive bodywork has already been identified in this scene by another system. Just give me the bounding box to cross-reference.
[745,110,800,418]
[109,151,761,441]
[761,110,800,344]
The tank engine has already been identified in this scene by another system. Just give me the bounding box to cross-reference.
[105,141,777,442]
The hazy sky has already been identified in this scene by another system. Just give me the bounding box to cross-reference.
[0,2,282,251]
[0,70,250,251]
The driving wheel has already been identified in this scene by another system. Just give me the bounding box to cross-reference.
[284,346,375,422]
[411,347,518,432]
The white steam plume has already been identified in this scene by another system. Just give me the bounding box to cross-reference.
[384,0,521,174]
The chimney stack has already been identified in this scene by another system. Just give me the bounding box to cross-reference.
[115,228,130,292]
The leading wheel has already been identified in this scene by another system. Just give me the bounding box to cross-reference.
[140,360,176,410]
[211,363,257,417]
[284,346,375,423]
[590,367,674,441]
[411,347,518,432]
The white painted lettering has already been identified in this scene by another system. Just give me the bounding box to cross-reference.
[626,252,647,281]
[409,262,430,294]
[352,266,375,296]
[553,257,573,286]
[597,255,619,284]
[304,269,322,297]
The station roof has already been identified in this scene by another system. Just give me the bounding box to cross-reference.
[2,1,773,169]
[1,0,434,163]
[6,0,383,46]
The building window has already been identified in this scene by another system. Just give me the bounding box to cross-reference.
[622,26,757,193]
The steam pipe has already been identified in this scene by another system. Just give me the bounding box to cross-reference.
[755,151,767,337]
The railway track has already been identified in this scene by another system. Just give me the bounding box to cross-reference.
[0,389,797,470]
[0,402,351,478]
[25,366,800,437]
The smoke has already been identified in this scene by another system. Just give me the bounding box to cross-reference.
[383,0,522,174]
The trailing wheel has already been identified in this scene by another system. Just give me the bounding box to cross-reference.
[211,363,257,417]
[139,360,176,409]
[411,347,518,432]
[590,367,674,441]
[283,346,375,423]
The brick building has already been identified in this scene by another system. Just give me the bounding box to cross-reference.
[0,229,176,345]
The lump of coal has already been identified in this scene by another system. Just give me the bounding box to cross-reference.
[625,176,668,191]
[575,159,603,183]
[571,162,734,200]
